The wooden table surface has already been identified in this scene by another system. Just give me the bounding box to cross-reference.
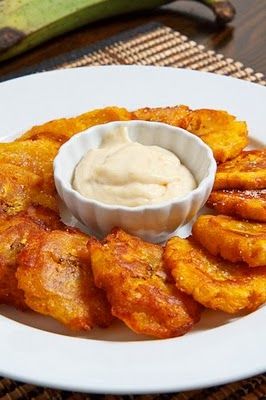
[0,0,265,77]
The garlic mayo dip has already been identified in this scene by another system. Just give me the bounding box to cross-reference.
[72,127,196,207]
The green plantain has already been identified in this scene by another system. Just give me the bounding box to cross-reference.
[0,0,235,62]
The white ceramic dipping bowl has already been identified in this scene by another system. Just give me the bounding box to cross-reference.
[54,120,216,242]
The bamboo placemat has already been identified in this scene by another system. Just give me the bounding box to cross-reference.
[0,22,265,83]
[0,22,265,400]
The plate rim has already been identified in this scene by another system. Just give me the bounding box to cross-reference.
[1,64,266,88]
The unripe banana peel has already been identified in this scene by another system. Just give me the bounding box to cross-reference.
[0,0,235,62]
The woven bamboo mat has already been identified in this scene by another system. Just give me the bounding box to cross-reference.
[0,23,265,84]
[0,22,265,400]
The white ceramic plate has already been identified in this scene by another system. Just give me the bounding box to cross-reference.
[0,66,265,394]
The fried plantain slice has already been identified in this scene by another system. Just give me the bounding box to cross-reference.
[90,228,201,339]
[0,206,62,234]
[17,229,112,331]
[207,189,266,222]
[183,109,248,163]
[214,150,266,190]
[0,209,58,309]
[0,163,58,215]
[133,106,248,162]
[0,207,63,308]
[0,139,60,193]
[133,105,191,128]
[23,205,63,230]
[17,107,132,143]
[192,215,266,267]
[164,236,266,314]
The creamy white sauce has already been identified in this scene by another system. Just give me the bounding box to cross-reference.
[72,127,196,207]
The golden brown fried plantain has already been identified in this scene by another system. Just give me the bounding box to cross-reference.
[192,215,266,267]
[133,105,191,128]
[0,163,58,215]
[23,205,63,230]
[16,106,247,162]
[0,213,46,308]
[183,109,248,162]
[0,206,62,233]
[134,106,248,162]
[90,229,201,339]
[214,150,266,190]
[207,189,266,222]
[164,236,266,314]
[0,163,41,212]
[17,229,112,331]
[17,107,132,143]
[0,206,63,308]
[0,139,60,193]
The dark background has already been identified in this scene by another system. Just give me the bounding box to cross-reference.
[0,0,265,77]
